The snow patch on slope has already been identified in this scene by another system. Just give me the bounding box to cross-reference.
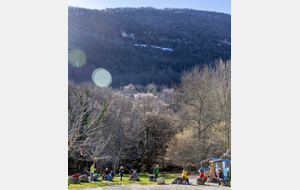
[120,30,135,39]
[133,44,172,52]
[218,38,231,45]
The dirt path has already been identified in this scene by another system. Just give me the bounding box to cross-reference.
[83,176,231,190]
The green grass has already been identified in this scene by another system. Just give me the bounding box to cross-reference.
[68,173,180,189]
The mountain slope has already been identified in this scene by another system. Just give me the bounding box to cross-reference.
[68,6,231,86]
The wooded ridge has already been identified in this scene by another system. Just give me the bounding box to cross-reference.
[68,6,231,87]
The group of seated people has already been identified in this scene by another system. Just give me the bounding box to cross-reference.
[170,169,211,185]
[101,168,115,181]
[214,169,230,186]
[90,166,139,182]
[203,169,230,186]
[89,167,115,181]
[197,168,223,182]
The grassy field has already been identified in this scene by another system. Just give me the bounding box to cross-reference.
[68,173,180,189]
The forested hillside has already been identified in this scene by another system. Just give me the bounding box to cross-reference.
[68,6,231,87]
[68,60,231,174]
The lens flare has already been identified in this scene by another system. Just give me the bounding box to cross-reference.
[68,49,86,67]
[92,68,112,87]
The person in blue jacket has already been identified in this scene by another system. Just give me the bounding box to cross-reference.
[110,170,115,180]
[119,166,124,181]
[93,173,101,181]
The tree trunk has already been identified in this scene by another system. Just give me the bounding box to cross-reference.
[143,122,150,172]
[99,160,103,174]
[117,159,120,173]
[112,157,117,174]
[145,126,149,144]
[227,124,230,150]
[197,122,202,170]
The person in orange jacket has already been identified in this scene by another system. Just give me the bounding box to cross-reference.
[182,169,190,184]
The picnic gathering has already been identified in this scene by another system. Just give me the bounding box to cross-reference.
[68,161,231,187]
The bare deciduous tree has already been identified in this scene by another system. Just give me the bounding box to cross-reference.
[132,92,174,171]
[166,127,198,169]
[68,81,110,161]
[103,92,140,173]
[174,64,220,169]
[213,59,231,151]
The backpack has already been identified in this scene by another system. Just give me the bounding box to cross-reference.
[173,178,177,184]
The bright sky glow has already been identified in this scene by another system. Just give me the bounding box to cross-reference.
[68,0,231,14]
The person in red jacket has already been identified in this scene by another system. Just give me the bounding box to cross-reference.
[199,170,207,180]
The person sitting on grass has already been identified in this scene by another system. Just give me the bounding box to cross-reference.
[182,169,190,185]
[131,170,138,178]
[110,170,115,180]
[129,170,135,180]
[134,170,138,178]
[93,173,101,181]
[129,170,139,181]
[102,168,110,180]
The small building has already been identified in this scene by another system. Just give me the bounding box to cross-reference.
[199,158,231,178]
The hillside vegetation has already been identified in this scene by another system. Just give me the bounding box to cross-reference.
[68,60,231,174]
[68,6,231,86]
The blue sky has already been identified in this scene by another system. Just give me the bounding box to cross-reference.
[68,0,231,14]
